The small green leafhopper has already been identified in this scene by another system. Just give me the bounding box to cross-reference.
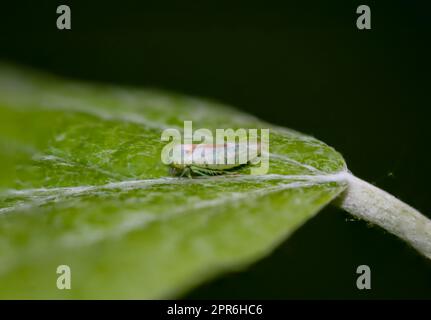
[168,142,261,178]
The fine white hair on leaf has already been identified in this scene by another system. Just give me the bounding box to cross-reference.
[0,172,347,215]
[335,173,431,260]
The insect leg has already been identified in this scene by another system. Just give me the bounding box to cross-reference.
[191,166,225,176]
[179,167,188,178]
[193,169,209,176]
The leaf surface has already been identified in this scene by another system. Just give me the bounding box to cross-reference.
[0,65,347,298]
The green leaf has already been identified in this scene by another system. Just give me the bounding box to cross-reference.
[0,64,347,298]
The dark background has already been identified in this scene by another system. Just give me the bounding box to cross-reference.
[1,0,430,298]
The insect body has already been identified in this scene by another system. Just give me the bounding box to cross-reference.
[169,143,261,178]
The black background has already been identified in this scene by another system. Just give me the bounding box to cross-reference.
[0,0,430,298]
